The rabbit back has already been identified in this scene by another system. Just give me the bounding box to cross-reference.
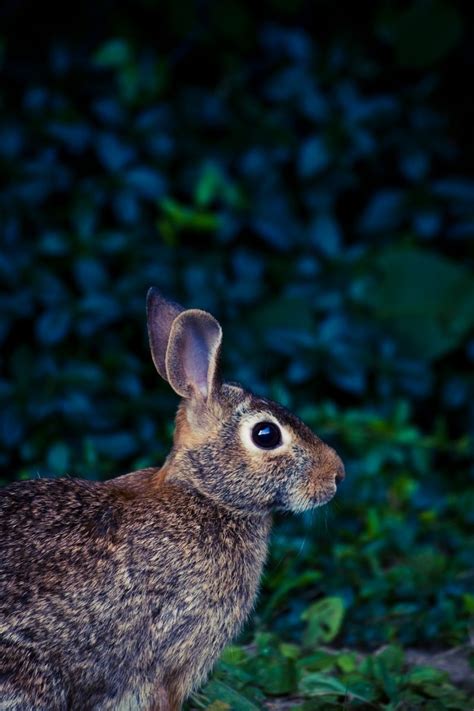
[1,478,144,709]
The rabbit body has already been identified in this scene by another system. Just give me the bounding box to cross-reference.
[0,290,344,710]
[0,469,270,710]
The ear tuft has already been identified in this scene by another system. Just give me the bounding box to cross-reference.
[146,288,184,381]
[165,309,222,400]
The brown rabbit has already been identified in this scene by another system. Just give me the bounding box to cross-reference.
[0,289,345,711]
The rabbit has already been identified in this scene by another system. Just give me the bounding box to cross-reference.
[0,288,345,711]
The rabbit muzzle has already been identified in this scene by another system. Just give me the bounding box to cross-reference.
[285,442,345,512]
[314,443,345,498]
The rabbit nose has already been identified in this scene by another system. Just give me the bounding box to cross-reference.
[335,461,345,486]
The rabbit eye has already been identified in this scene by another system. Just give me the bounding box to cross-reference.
[251,421,282,449]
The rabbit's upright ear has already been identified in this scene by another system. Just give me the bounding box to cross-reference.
[165,309,222,401]
[147,288,184,381]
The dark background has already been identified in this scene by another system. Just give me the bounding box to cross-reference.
[1,0,473,707]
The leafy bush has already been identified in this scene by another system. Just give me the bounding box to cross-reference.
[1,0,473,706]
[194,624,472,709]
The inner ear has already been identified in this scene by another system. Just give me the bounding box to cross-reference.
[165,309,222,400]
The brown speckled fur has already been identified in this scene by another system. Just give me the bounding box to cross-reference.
[0,290,344,710]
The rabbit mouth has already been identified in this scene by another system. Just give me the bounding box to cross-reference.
[280,480,337,513]
[314,485,338,507]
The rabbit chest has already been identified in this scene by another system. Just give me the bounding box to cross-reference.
[136,490,271,679]
[103,485,272,707]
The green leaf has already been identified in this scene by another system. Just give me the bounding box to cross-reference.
[298,672,348,697]
[335,652,358,673]
[298,671,377,702]
[217,661,253,687]
[252,633,297,695]
[369,247,474,359]
[253,655,296,695]
[406,665,449,688]
[93,38,132,68]
[195,163,221,207]
[220,646,249,665]
[297,651,338,673]
[338,674,380,703]
[264,571,322,615]
[372,657,400,700]
[199,681,260,711]
[279,643,301,660]
[160,198,219,231]
[462,593,474,614]
[374,645,405,673]
[302,597,345,646]
[394,1,462,68]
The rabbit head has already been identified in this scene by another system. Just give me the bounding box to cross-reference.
[147,288,344,516]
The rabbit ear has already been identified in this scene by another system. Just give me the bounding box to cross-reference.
[165,309,222,400]
[146,288,184,382]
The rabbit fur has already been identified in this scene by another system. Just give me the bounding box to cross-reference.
[0,289,344,710]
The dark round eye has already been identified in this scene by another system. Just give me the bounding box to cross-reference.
[251,421,282,449]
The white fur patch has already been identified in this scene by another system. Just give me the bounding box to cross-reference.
[286,482,337,513]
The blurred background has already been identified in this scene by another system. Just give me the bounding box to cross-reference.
[1,0,473,707]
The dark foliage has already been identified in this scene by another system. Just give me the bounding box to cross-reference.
[1,1,473,707]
